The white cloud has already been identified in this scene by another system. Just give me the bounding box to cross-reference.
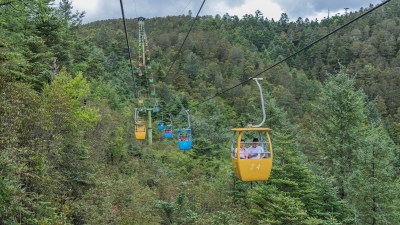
[209,0,283,20]
[70,0,100,16]
[270,0,384,21]
[63,0,384,23]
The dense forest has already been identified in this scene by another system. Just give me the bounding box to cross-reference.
[1,0,400,224]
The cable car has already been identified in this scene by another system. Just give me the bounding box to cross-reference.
[138,70,142,76]
[154,105,160,113]
[157,112,164,129]
[231,128,272,181]
[151,85,155,96]
[135,121,146,140]
[163,114,173,138]
[134,109,146,140]
[164,125,173,138]
[178,129,192,150]
[177,110,192,150]
[157,121,164,130]
[231,78,273,182]
[149,73,154,83]
[137,90,144,105]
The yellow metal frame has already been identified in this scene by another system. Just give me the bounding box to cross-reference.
[231,128,273,181]
[135,121,146,140]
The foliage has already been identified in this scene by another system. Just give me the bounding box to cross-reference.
[1,0,400,223]
[250,185,319,225]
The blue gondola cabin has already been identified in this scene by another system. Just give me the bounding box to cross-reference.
[178,129,192,150]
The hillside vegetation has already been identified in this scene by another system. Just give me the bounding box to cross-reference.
[1,0,400,224]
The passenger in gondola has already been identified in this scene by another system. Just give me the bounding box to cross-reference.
[231,140,248,159]
[179,135,184,141]
[248,138,265,159]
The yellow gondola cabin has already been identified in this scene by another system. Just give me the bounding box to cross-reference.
[231,127,273,181]
[135,121,146,140]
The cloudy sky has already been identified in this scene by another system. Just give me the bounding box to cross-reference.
[65,0,384,24]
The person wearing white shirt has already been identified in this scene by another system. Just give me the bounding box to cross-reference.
[247,138,265,159]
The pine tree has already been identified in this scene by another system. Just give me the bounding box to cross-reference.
[308,173,353,224]
[183,52,201,79]
[249,185,320,224]
[312,69,400,223]
[312,70,366,199]
[348,125,400,224]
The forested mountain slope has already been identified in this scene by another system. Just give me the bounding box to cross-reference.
[1,0,399,224]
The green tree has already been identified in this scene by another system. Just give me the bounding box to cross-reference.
[183,52,201,79]
[348,125,400,224]
[312,70,366,199]
[96,24,110,50]
[250,185,319,224]
[85,47,106,79]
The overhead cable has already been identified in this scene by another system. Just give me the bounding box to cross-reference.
[189,0,392,109]
[166,0,206,75]
[119,0,137,97]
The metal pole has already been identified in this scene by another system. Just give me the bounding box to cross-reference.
[135,108,137,123]
[185,110,190,129]
[251,78,266,128]
[141,23,146,67]
[148,109,152,146]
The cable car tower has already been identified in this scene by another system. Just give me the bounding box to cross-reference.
[137,17,153,83]
[135,17,159,146]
